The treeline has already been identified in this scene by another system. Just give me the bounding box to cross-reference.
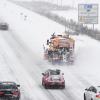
[37,10,100,40]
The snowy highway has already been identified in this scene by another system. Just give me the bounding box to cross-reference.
[0,30,86,100]
[0,0,100,100]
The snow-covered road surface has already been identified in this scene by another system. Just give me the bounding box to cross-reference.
[0,30,81,100]
[0,0,100,100]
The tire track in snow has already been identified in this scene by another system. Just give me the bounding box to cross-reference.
[0,31,51,100]
[0,32,28,100]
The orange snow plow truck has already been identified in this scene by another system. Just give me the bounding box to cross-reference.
[43,33,75,64]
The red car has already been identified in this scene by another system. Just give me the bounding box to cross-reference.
[0,82,20,100]
[42,69,65,89]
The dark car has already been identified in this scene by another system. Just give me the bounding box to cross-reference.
[0,82,20,100]
[42,69,65,89]
[0,22,9,30]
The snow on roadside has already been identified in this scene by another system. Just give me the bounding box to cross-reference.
[52,9,78,22]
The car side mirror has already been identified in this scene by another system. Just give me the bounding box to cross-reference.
[42,73,45,75]
[47,40,49,45]
[17,85,20,87]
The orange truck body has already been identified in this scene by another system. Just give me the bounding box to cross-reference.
[51,35,75,49]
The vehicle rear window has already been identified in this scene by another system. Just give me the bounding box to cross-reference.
[50,70,60,75]
[0,85,17,89]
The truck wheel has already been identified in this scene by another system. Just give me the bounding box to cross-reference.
[84,94,86,100]
[44,84,48,89]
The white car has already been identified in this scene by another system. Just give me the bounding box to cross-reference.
[84,86,100,100]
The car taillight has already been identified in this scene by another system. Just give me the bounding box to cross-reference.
[96,94,100,98]
[12,91,19,96]
[0,91,4,95]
